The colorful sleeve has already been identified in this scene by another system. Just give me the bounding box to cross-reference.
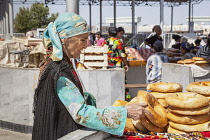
[114,39,126,58]
[56,77,127,136]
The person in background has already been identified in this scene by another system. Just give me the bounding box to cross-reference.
[181,37,188,43]
[32,13,147,140]
[146,40,169,84]
[87,33,94,46]
[194,39,202,49]
[106,27,131,101]
[94,32,105,47]
[172,34,181,50]
[144,25,163,48]
[106,27,129,71]
[196,34,210,59]
[117,27,125,44]
[180,42,195,60]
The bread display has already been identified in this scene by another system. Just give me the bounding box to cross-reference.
[168,105,210,115]
[157,99,169,108]
[192,57,207,61]
[186,81,210,96]
[167,126,187,134]
[165,92,209,108]
[166,112,210,125]
[150,92,170,99]
[112,81,210,134]
[177,57,210,67]
[137,91,168,127]
[169,121,210,132]
[147,82,182,93]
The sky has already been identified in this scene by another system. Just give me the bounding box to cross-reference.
[13,0,210,26]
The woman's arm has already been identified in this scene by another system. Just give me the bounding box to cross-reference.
[56,77,127,136]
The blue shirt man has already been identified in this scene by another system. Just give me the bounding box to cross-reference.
[146,40,169,84]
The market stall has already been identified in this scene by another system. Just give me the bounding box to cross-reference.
[162,63,210,91]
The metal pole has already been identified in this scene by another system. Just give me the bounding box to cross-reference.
[9,0,14,34]
[160,0,164,33]
[114,0,116,27]
[89,1,92,31]
[188,0,191,33]
[0,1,3,34]
[100,0,102,33]
[192,4,194,22]
[2,0,5,34]
[66,0,79,14]
[132,0,135,36]
[170,6,173,33]
[5,0,9,34]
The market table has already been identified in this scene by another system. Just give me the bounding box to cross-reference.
[125,84,147,88]
[162,63,210,91]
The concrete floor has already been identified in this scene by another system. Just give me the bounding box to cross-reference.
[0,129,31,140]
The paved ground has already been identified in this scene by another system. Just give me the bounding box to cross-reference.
[0,129,31,140]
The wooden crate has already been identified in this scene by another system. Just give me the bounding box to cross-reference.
[80,46,108,69]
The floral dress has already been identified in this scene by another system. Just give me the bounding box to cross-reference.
[56,77,127,136]
[106,37,127,67]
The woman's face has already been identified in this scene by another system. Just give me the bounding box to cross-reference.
[155,28,162,36]
[180,46,186,54]
[62,33,88,58]
[117,31,124,39]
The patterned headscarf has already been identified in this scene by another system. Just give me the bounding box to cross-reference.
[43,13,89,61]
[181,42,194,52]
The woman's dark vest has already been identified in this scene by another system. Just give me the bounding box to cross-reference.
[32,60,84,140]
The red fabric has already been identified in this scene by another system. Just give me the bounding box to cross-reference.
[201,132,210,137]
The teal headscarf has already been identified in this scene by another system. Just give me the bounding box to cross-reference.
[43,13,89,61]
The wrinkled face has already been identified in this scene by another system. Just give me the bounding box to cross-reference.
[62,33,88,58]
[117,31,124,39]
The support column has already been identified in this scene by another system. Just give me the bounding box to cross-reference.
[9,0,14,34]
[66,0,79,14]
[170,6,173,33]
[114,0,116,27]
[100,0,102,33]
[5,0,9,34]
[160,0,164,33]
[89,1,92,31]
[0,1,3,34]
[132,0,135,36]
[188,0,191,33]
[3,0,6,34]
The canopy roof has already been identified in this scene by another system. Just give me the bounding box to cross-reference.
[13,0,203,7]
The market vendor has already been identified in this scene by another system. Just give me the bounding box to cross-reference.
[180,42,195,60]
[171,34,181,50]
[196,36,210,59]
[32,13,147,140]
[144,25,163,48]
[94,31,105,47]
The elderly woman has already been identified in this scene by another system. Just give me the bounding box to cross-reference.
[180,42,194,60]
[32,13,146,140]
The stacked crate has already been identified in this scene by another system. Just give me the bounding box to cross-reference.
[80,46,108,69]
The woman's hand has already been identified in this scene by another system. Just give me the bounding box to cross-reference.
[125,103,147,121]
[124,65,129,72]
[149,65,153,70]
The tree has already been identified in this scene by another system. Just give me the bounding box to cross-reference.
[14,3,57,33]
[29,3,49,28]
[48,12,59,23]
[14,7,32,33]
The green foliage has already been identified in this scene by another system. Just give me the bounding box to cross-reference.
[14,7,31,33]
[14,3,59,33]
[48,12,59,23]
